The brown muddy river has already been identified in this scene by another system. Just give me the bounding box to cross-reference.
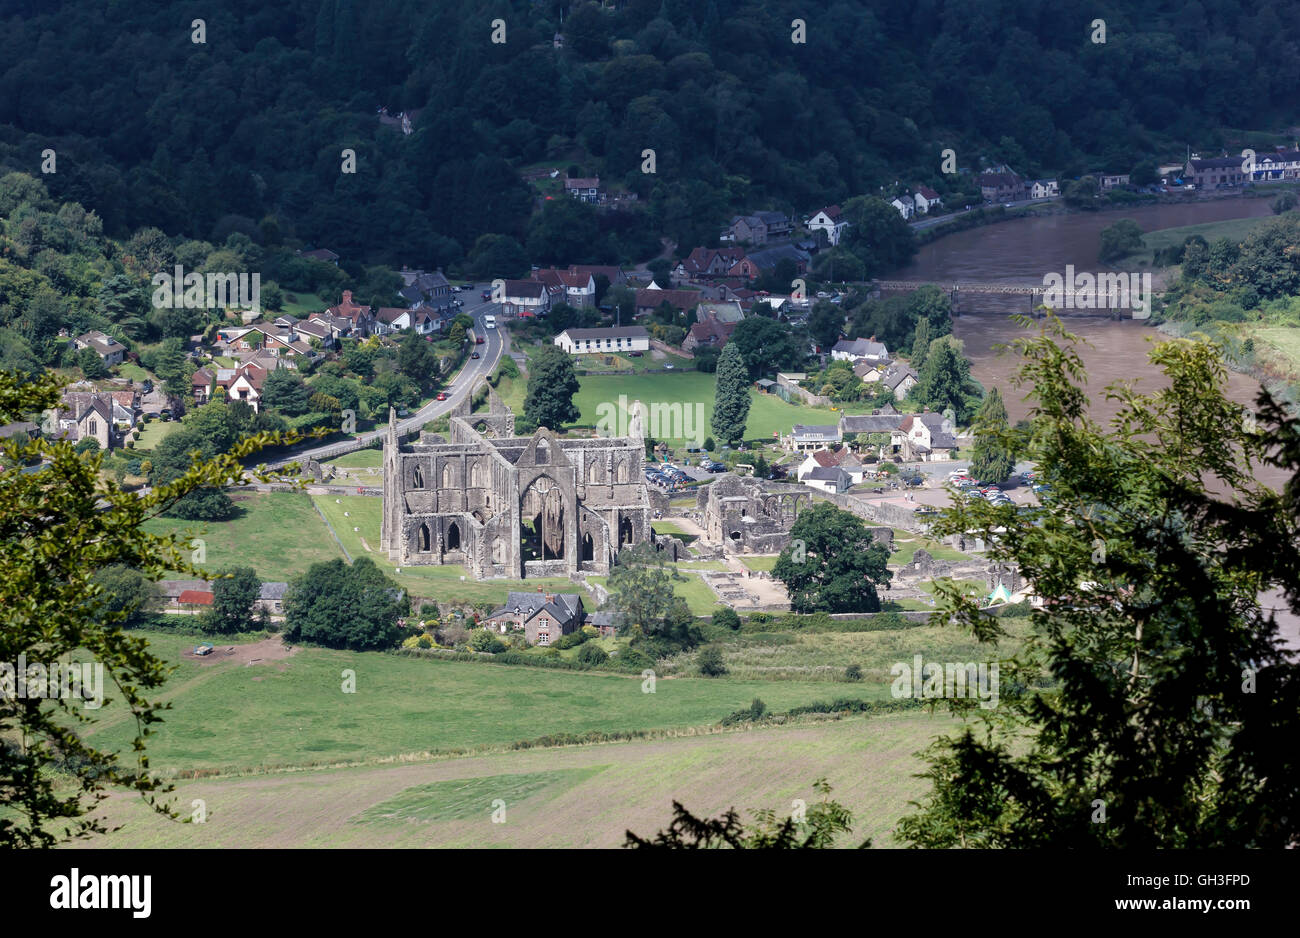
[888,197,1288,487]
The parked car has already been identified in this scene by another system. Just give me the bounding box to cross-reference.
[914,505,939,516]
[629,351,643,357]
[436,392,448,401]
[706,461,726,472]
[481,289,492,300]
[141,380,154,394]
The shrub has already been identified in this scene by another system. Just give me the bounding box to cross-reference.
[712,606,741,630]
[575,642,609,666]
[697,644,728,676]
[845,664,863,682]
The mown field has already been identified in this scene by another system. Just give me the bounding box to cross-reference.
[573,372,841,444]
[72,712,961,848]
[1129,213,1280,265]
[77,635,901,774]
[142,492,346,582]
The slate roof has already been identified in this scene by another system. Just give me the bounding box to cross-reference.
[805,466,849,483]
[488,591,586,627]
[840,413,903,434]
[558,326,649,341]
[833,338,889,360]
[791,424,841,442]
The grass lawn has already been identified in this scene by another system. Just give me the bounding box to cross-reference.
[141,492,346,582]
[74,712,958,848]
[312,495,576,605]
[115,362,151,383]
[323,449,383,469]
[79,636,884,773]
[1251,326,1300,373]
[1127,214,1280,265]
[133,420,181,451]
[586,568,718,616]
[278,292,327,316]
[740,555,780,572]
[888,531,969,565]
[573,372,840,444]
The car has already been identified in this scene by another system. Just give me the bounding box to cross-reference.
[905,476,924,487]
[436,392,448,401]
[471,351,480,359]
[1004,202,1014,208]
[141,380,154,394]
[664,363,674,369]
[629,351,643,357]
[914,505,939,516]
[481,289,492,300]
[708,461,726,472]
[475,336,484,344]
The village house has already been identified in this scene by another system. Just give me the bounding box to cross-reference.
[485,590,588,645]
[831,337,890,364]
[979,169,1027,202]
[1251,147,1300,181]
[374,307,437,336]
[397,270,454,314]
[1029,178,1060,199]
[806,205,849,246]
[880,362,920,400]
[801,465,853,494]
[73,330,127,367]
[683,316,735,351]
[892,411,958,461]
[913,186,943,214]
[796,447,866,485]
[498,280,551,318]
[840,411,905,442]
[674,246,749,279]
[722,211,792,246]
[783,423,843,454]
[1097,172,1131,192]
[744,243,811,278]
[554,325,650,356]
[634,286,700,318]
[532,267,597,307]
[1185,155,1251,188]
[326,290,376,336]
[192,367,214,405]
[214,362,268,412]
[55,392,122,449]
[564,177,603,204]
[298,248,340,265]
[890,196,915,219]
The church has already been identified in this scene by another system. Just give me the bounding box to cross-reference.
[379,382,652,579]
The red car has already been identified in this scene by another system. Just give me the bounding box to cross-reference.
[436,392,448,401]
[475,336,485,344]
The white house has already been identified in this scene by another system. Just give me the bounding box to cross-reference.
[73,330,126,367]
[782,423,843,454]
[890,197,914,220]
[554,326,650,355]
[374,307,437,336]
[806,205,849,246]
[801,466,852,494]
[500,280,551,318]
[1029,178,1060,199]
[913,185,943,214]
[891,411,957,461]
[534,268,597,307]
[831,337,890,364]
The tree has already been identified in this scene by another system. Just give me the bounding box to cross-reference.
[910,317,931,370]
[262,369,312,416]
[150,428,237,521]
[397,330,438,382]
[605,542,674,632]
[916,338,975,422]
[87,565,158,626]
[283,558,408,651]
[899,318,1300,848]
[0,368,296,846]
[78,348,108,379]
[710,342,751,444]
[1098,219,1144,263]
[969,387,1016,483]
[625,778,867,848]
[807,301,843,350]
[523,344,580,430]
[839,196,917,276]
[772,503,892,613]
[730,315,807,378]
[1063,175,1100,208]
[576,642,608,666]
[199,566,261,634]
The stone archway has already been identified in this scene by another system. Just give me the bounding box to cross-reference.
[521,476,566,561]
[447,522,461,551]
[618,515,634,547]
[418,523,431,552]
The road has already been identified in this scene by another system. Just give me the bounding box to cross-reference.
[265,285,507,468]
[909,197,1057,231]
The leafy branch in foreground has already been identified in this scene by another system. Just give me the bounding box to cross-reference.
[897,316,1300,848]
[0,370,308,846]
[625,778,868,849]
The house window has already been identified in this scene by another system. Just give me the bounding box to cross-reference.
[537,630,550,645]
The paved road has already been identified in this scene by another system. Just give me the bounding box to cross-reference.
[266,286,507,467]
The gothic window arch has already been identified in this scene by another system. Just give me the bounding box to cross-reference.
[418,523,431,552]
[447,522,461,551]
[442,463,454,488]
[412,465,424,489]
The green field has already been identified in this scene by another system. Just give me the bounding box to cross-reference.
[79,636,897,773]
[573,372,840,444]
[143,492,346,581]
[279,291,328,315]
[322,448,382,469]
[1252,326,1300,372]
[72,713,959,848]
[1130,214,1279,265]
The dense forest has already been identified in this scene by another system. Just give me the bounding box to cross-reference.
[0,0,1298,269]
